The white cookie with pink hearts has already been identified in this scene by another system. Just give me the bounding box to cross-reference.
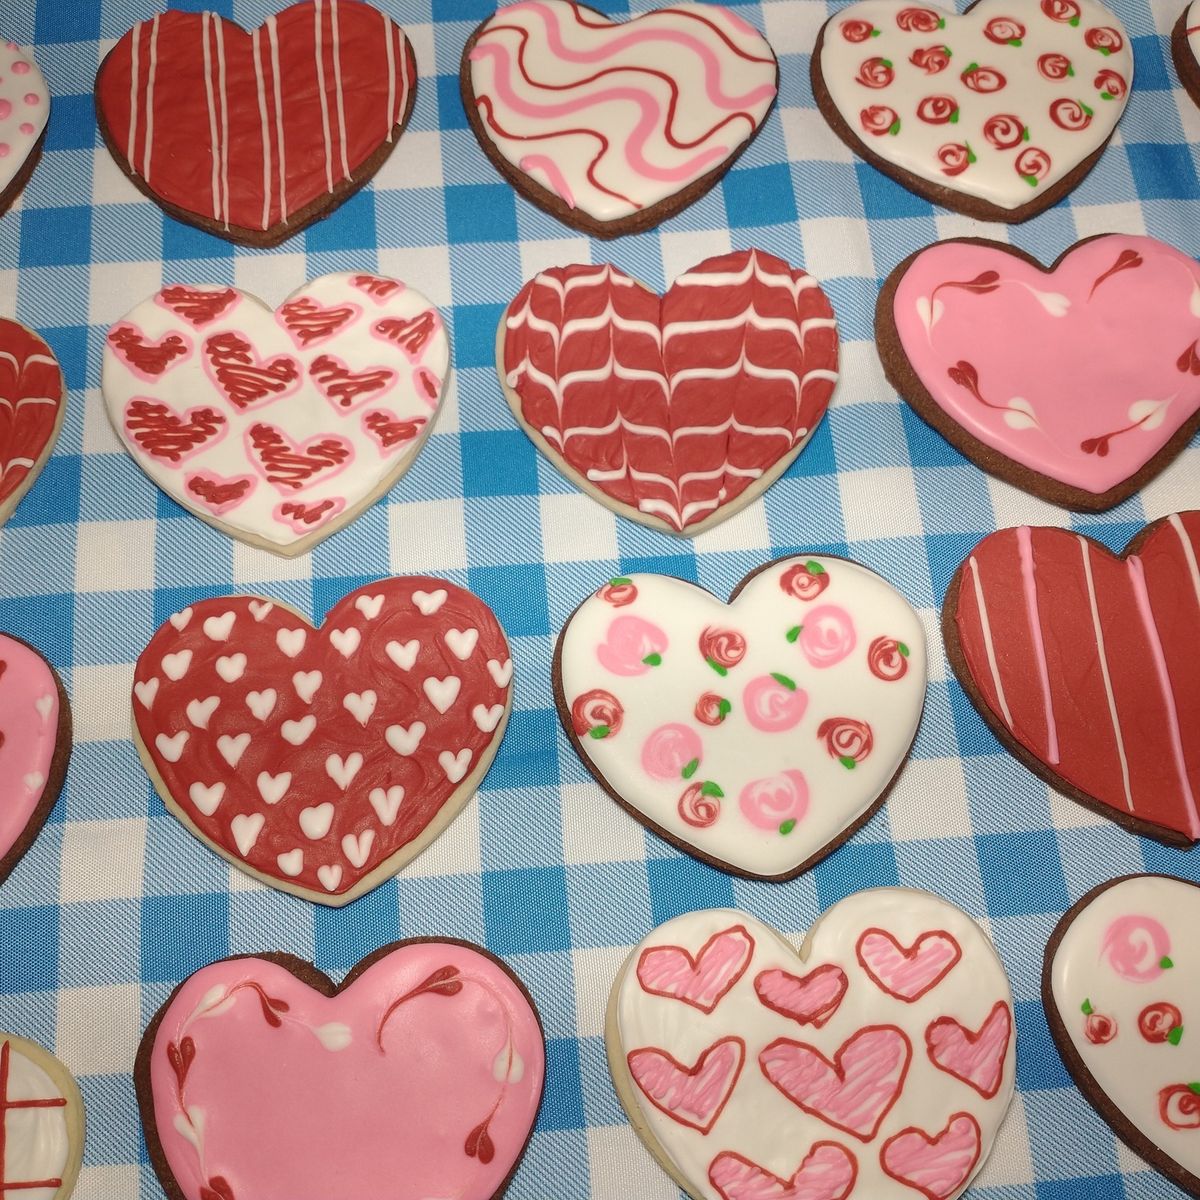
[814,0,1132,222]
[101,272,448,556]
[556,557,926,880]
[607,891,1016,1200]
[0,38,49,214]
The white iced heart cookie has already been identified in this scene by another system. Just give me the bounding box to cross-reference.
[556,557,926,880]
[102,272,448,555]
[1045,875,1200,1196]
[0,38,49,214]
[814,0,1132,222]
[609,893,1016,1200]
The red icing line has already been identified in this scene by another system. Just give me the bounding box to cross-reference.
[0,1041,67,1192]
[0,321,63,509]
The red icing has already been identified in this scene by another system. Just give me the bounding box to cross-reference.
[924,1000,1012,1098]
[0,321,63,511]
[361,410,425,451]
[245,422,351,491]
[351,274,402,300]
[310,354,394,409]
[0,1041,67,1193]
[125,399,226,463]
[503,249,838,532]
[279,297,358,346]
[203,332,301,409]
[879,1112,982,1200]
[186,472,255,514]
[108,325,190,376]
[636,925,754,1014]
[626,1037,745,1133]
[159,285,240,327]
[708,1143,858,1200]
[753,964,849,1028]
[374,311,438,359]
[856,929,963,1001]
[132,579,511,896]
[910,45,952,73]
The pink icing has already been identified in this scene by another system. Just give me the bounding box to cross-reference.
[797,606,856,668]
[597,614,668,676]
[519,154,577,208]
[925,1000,1012,1099]
[637,925,753,1013]
[0,635,60,862]
[880,1112,982,1199]
[892,235,1200,494]
[739,770,809,831]
[742,675,808,732]
[641,723,703,781]
[0,100,9,119]
[708,1143,858,1200]
[1101,913,1172,980]
[754,965,848,1028]
[857,929,962,1001]
[627,1037,744,1133]
[147,944,544,1200]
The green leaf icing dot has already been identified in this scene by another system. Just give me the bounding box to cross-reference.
[681,758,699,780]
[779,819,796,835]
[588,725,609,740]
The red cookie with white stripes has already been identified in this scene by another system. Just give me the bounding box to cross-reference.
[499,249,839,536]
[102,273,448,556]
[95,0,417,246]
[131,578,512,905]
[0,320,65,525]
[943,512,1200,844]
[607,891,1015,1200]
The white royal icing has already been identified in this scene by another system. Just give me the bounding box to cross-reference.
[0,39,49,198]
[0,1037,72,1200]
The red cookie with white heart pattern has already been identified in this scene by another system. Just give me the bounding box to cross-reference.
[95,1,417,246]
[607,892,1015,1200]
[499,249,839,536]
[943,512,1200,845]
[132,578,512,905]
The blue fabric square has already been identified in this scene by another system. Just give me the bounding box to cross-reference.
[305,187,378,252]
[41,323,88,391]
[0,592,73,665]
[468,562,551,636]
[857,162,935,220]
[437,74,471,131]
[976,831,1070,916]
[46,94,96,152]
[19,206,92,268]
[453,302,506,369]
[445,184,519,244]
[647,857,737,923]
[1036,1177,1125,1199]
[314,886,401,971]
[536,1038,586,1132]
[0,908,58,991]
[461,430,540,497]
[161,214,236,262]
[724,163,798,228]
[482,866,572,953]
[813,840,900,909]
[5,455,81,528]
[1015,998,1074,1092]
[1125,143,1199,199]
[432,0,496,18]
[35,3,100,42]
[1131,34,1172,90]
[140,893,230,981]
[487,708,560,790]
[900,404,969,469]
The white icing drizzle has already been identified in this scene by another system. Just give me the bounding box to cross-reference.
[314,0,335,194]
[201,14,222,226]
[215,15,230,230]
[966,554,1012,729]
[268,17,288,225]
[144,14,161,181]
[384,8,396,142]
[1170,513,1200,612]
[128,22,140,177]
[252,28,272,233]
[331,0,351,182]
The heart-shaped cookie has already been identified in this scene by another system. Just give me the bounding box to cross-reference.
[0,39,49,216]
[132,578,511,905]
[944,513,1200,845]
[878,235,1200,511]
[1044,874,1200,1198]
[95,1,416,245]
[103,272,447,555]
[813,0,1132,222]
[0,633,71,885]
[1172,2,1200,112]
[0,320,66,526]
[137,941,544,1200]
[556,556,925,880]
[609,892,1015,1200]
[501,249,839,536]
[462,1,778,238]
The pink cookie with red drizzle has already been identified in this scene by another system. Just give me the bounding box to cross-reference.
[103,272,447,556]
[879,234,1200,510]
[1045,874,1200,1197]
[944,513,1200,845]
[609,892,1015,1200]
[556,554,925,880]
[137,941,544,1200]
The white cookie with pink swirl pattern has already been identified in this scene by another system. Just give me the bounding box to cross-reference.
[555,556,926,880]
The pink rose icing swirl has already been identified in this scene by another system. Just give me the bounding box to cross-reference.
[642,723,703,781]
[1101,914,1171,980]
[739,770,809,831]
[798,605,857,668]
[597,615,668,676]
[742,675,808,732]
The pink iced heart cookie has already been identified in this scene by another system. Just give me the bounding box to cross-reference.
[0,38,49,216]
[137,941,544,1200]
[609,892,1015,1200]
[814,0,1132,222]
[879,235,1200,510]
[0,633,71,884]
[500,249,839,536]
[556,556,925,880]
[103,273,447,555]
[131,577,512,905]
[1045,874,1200,1197]
[462,1,778,238]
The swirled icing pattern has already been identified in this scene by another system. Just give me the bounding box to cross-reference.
[818,0,1131,214]
[0,39,48,201]
[0,321,63,523]
[467,1,777,222]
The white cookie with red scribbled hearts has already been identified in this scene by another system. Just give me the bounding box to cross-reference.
[813,0,1132,222]
[607,892,1016,1200]
[555,557,926,880]
[102,272,447,556]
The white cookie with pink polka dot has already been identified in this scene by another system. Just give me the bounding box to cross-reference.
[0,38,49,210]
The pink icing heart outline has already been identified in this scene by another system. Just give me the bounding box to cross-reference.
[636,924,755,1014]
[856,928,963,1001]
[879,1112,983,1200]
[754,963,849,1029]
[925,1000,1012,1099]
[708,1141,859,1200]
[626,1037,745,1134]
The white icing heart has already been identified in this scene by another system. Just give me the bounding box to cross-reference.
[170,607,193,631]
[385,722,424,756]
[202,611,236,641]
[249,600,274,622]
[217,733,251,768]
[277,848,304,877]
[343,690,377,727]
[413,589,447,615]
[472,703,505,733]
[317,864,344,892]
[135,678,160,709]
[369,786,404,826]
[423,676,460,714]
[487,658,513,688]
[281,715,317,745]
[189,781,225,817]
[162,651,192,681]
[216,653,246,683]
[245,689,277,721]
[438,748,471,783]
[330,627,361,658]
[257,772,291,806]
[300,803,335,841]
[293,671,323,703]
[445,628,479,660]
[186,696,220,730]
[354,594,384,620]
[385,639,419,670]
[277,628,307,658]
[231,812,264,857]
[156,730,189,762]
[326,753,363,791]
[342,829,375,868]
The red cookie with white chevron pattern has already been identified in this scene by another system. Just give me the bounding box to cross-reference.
[499,248,839,536]
[102,272,447,556]
[943,512,1200,844]
[131,577,512,905]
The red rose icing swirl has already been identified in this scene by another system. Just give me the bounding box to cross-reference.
[571,688,623,739]
[700,627,746,671]
[818,716,874,766]
[868,636,909,681]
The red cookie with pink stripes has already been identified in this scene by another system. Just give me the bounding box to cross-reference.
[95,1,417,246]
[499,248,839,536]
[608,892,1015,1200]
[943,512,1200,845]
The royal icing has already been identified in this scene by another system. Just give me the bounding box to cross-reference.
[890,235,1200,502]
[0,39,48,202]
[0,1035,77,1200]
[559,557,925,878]
[1046,875,1200,1193]
[614,893,1015,1200]
[96,1,415,238]
[102,273,447,553]
[466,1,776,225]
[948,513,1200,843]
[132,578,511,903]
[145,943,543,1200]
[502,249,839,534]
[0,321,64,523]
[818,0,1131,215]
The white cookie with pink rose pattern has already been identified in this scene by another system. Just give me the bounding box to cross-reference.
[556,557,926,880]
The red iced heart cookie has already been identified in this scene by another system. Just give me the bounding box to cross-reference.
[95,1,417,245]
[0,320,66,526]
[132,577,512,905]
[944,512,1200,844]
[879,235,1200,510]
[138,941,544,1200]
[610,893,1015,1200]
[500,249,839,535]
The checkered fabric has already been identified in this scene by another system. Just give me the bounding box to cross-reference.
[1,0,1198,1196]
